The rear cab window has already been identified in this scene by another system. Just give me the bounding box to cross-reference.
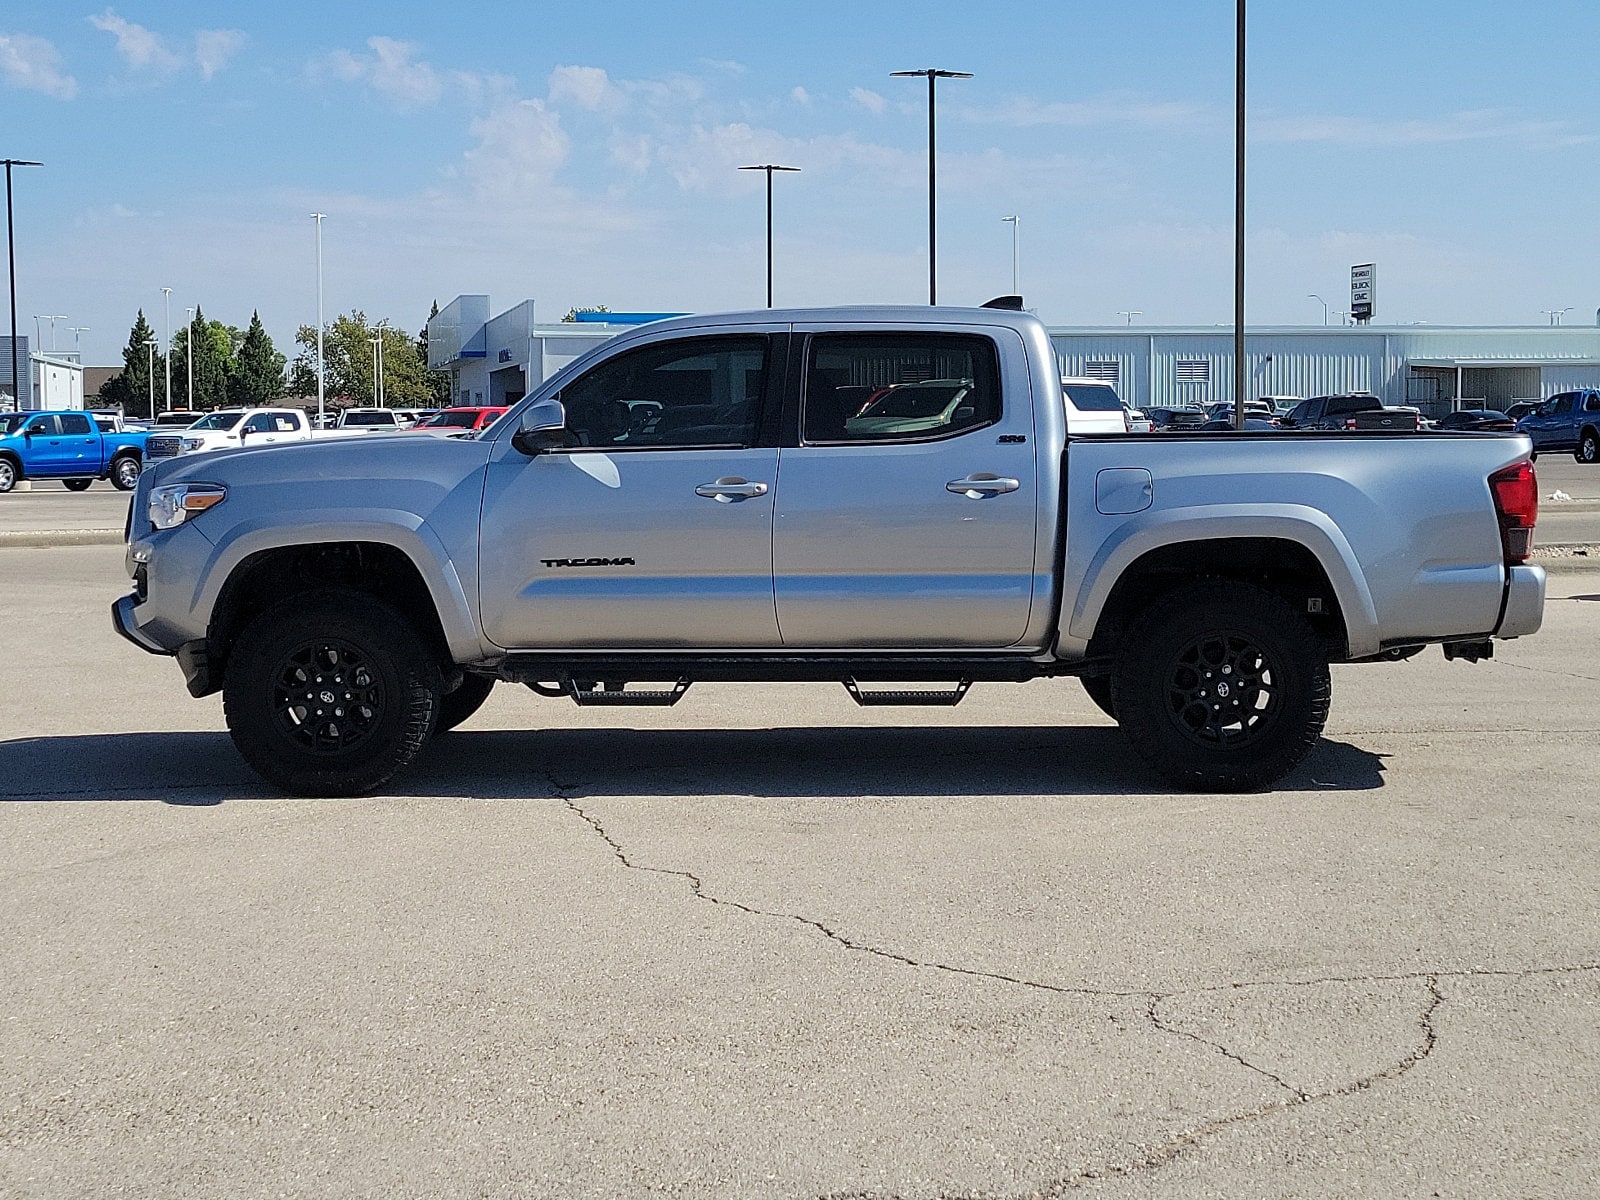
[802,334,1000,443]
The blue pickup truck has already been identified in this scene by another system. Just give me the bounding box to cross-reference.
[0,409,148,492]
[1515,389,1600,463]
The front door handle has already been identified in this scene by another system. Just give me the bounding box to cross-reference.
[695,477,769,502]
[946,473,1021,498]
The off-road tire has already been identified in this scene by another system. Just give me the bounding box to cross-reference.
[110,455,142,491]
[223,590,440,796]
[63,478,93,492]
[1079,674,1117,721]
[437,673,495,733]
[1111,580,1331,792]
[1579,430,1599,464]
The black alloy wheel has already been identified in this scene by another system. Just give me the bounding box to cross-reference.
[224,591,440,796]
[1112,580,1330,792]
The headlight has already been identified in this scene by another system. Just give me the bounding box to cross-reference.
[181,437,205,451]
[149,483,227,529]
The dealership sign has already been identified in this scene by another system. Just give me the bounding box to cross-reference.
[1351,263,1376,322]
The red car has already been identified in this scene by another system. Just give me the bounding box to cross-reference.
[411,406,508,433]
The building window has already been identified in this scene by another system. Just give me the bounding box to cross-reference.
[1176,359,1210,385]
[1083,360,1120,384]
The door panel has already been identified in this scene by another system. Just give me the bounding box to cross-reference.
[478,447,780,649]
[772,328,1039,649]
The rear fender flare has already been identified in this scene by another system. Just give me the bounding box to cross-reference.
[1062,505,1381,659]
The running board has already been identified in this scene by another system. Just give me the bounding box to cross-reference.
[566,680,692,707]
[843,678,971,707]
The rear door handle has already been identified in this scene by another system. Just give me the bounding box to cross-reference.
[695,477,769,502]
[946,473,1021,497]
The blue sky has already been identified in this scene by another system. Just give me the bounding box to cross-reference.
[4,1,1599,365]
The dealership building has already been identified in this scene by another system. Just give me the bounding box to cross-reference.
[429,295,1600,420]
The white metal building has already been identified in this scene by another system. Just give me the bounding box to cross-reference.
[429,297,1600,421]
[28,352,84,411]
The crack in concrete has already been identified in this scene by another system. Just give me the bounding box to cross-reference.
[546,775,1600,1198]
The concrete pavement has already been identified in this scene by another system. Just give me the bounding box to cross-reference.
[2,544,1598,1197]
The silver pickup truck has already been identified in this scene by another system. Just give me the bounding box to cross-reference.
[113,305,1545,796]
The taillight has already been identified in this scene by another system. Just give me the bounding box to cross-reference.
[1344,417,1357,430]
[1488,460,1538,564]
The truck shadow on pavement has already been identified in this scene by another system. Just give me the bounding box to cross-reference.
[0,725,1386,803]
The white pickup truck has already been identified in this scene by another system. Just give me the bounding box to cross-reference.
[114,304,1545,797]
[144,406,430,461]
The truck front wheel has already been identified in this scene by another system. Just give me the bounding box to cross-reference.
[1111,581,1330,792]
[0,458,17,493]
[223,591,441,796]
[110,455,142,490]
[1579,430,1599,464]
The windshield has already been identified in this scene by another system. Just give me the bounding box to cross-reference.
[1063,383,1123,411]
[859,382,968,419]
[424,410,479,428]
[0,413,27,435]
[189,412,244,431]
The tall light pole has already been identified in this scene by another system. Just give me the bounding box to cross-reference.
[3,159,42,409]
[44,313,65,351]
[369,335,380,405]
[1232,0,1247,430]
[161,286,172,411]
[1541,307,1573,326]
[1308,293,1328,325]
[1001,215,1020,295]
[311,213,326,427]
[891,68,972,305]
[184,306,195,409]
[1117,310,1143,326]
[68,325,87,352]
[143,337,158,420]
[737,164,801,308]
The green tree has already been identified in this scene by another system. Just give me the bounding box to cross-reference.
[228,311,287,407]
[98,310,167,418]
[562,305,610,322]
[291,310,439,407]
[169,306,239,410]
[416,300,450,406]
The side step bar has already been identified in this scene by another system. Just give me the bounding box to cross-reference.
[566,679,692,707]
[843,678,971,707]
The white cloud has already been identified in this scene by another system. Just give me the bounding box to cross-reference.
[966,94,1214,132]
[1256,110,1593,148]
[850,87,887,115]
[790,86,810,106]
[548,64,623,113]
[464,99,571,199]
[322,36,442,108]
[0,33,77,99]
[89,9,181,73]
[194,29,244,80]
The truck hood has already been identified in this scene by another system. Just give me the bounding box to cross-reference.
[149,428,494,492]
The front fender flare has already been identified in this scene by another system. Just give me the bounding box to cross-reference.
[194,508,485,663]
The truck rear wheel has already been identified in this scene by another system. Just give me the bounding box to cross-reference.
[223,591,440,796]
[110,455,142,490]
[1111,580,1330,792]
[1579,430,1599,464]
[438,673,495,733]
[0,458,17,492]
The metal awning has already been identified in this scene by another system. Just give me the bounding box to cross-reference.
[1408,357,1600,369]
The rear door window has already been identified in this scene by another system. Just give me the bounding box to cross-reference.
[59,413,93,435]
[1061,383,1122,411]
[803,334,1000,443]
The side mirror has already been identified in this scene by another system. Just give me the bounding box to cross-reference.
[238,426,251,440]
[512,398,568,456]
